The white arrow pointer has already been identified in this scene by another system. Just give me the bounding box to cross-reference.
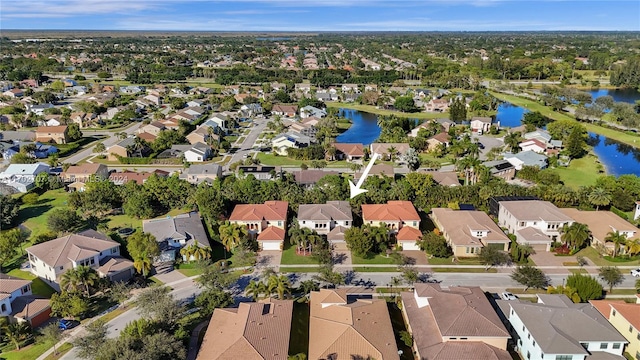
[349,153,381,199]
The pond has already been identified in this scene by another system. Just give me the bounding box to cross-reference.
[588,132,640,177]
[588,88,640,104]
[496,102,528,128]
[335,108,382,145]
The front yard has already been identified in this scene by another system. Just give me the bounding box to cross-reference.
[351,254,399,265]
[576,247,640,266]
[281,244,320,265]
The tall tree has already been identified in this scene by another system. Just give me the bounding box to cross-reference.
[267,275,291,300]
[510,265,550,291]
[588,187,611,210]
[219,221,248,252]
[566,273,603,302]
[449,98,467,122]
[560,223,591,251]
[604,231,628,258]
[126,232,160,277]
[598,266,624,293]
[60,265,99,297]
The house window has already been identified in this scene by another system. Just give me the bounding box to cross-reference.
[460,337,467,340]
[600,343,607,349]
[630,325,634,333]
[519,222,525,226]
[59,266,63,270]
[111,248,117,254]
[466,247,470,254]
[533,340,536,347]
[278,221,282,226]
[527,351,530,360]
[1,304,6,312]
[636,352,640,360]
[637,333,640,341]
[522,325,525,332]
[556,356,572,360]
[302,221,306,224]
[580,343,588,349]
[413,221,417,226]
[345,221,349,226]
[511,309,514,316]
[613,343,621,349]
[527,333,530,339]
[612,309,616,316]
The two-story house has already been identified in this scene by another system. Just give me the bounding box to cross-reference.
[35,126,69,144]
[142,212,210,262]
[498,200,574,252]
[298,201,352,249]
[60,163,109,191]
[0,274,51,328]
[362,201,421,250]
[401,284,511,360]
[25,232,134,289]
[496,294,627,360]
[229,201,288,251]
[591,296,640,360]
[431,208,511,257]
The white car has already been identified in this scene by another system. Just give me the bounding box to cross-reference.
[500,292,518,300]
[631,269,640,277]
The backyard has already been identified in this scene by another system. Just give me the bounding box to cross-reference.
[552,153,603,188]
[288,301,310,357]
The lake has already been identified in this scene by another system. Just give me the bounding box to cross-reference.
[336,108,382,145]
[496,103,528,128]
[588,88,640,104]
[589,133,640,176]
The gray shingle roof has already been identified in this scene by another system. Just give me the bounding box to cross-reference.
[142,212,210,247]
[298,201,352,222]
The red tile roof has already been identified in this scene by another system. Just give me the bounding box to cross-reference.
[396,226,422,241]
[257,226,286,241]
[230,201,288,222]
[362,201,420,222]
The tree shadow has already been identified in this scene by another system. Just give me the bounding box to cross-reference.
[16,204,53,224]
[332,252,347,264]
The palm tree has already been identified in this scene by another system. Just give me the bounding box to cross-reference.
[560,223,590,251]
[386,146,399,162]
[456,156,481,185]
[325,145,337,161]
[624,238,640,256]
[133,255,153,277]
[180,245,196,261]
[288,222,308,256]
[219,221,248,252]
[504,132,522,153]
[588,187,611,210]
[245,280,266,301]
[1,321,31,350]
[73,265,99,297]
[467,141,480,159]
[299,280,320,298]
[267,275,291,300]
[605,231,628,258]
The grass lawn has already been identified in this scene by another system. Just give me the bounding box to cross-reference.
[569,268,589,274]
[427,256,483,265]
[18,189,70,238]
[288,301,309,356]
[176,262,205,277]
[576,247,640,266]
[279,266,321,273]
[96,307,127,323]
[552,153,604,188]
[432,267,498,273]
[42,343,73,360]
[606,289,640,296]
[419,153,455,166]
[0,339,56,360]
[149,276,164,285]
[7,269,56,298]
[505,288,547,295]
[327,102,448,120]
[106,215,142,232]
[353,266,400,272]
[351,254,399,265]
[280,245,319,265]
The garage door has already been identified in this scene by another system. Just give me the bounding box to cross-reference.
[526,243,549,252]
[400,241,420,251]
[261,241,282,251]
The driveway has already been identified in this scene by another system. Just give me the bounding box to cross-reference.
[401,250,429,267]
[256,250,282,271]
[225,118,269,171]
[529,251,580,274]
[473,133,504,160]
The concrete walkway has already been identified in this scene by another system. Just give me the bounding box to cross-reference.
[186,320,209,360]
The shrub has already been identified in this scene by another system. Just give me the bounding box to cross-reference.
[21,193,39,205]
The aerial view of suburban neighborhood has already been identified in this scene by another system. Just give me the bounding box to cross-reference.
[1,1,640,360]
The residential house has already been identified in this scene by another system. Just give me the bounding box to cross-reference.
[272,104,298,117]
[70,112,97,128]
[229,201,288,251]
[341,84,360,93]
[107,137,149,161]
[288,120,318,139]
[315,91,337,102]
[591,296,640,360]
[410,119,445,137]
[370,143,411,161]
[431,208,511,257]
[271,82,286,91]
[26,103,54,115]
[206,113,230,133]
[186,125,219,146]
[343,93,359,102]
[26,232,134,287]
[41,115,61,127]
[120,85,145,94]
[331,143,364,162]
[470,117,493,134]
[298,201,352,248]
[142,94,162,106]
[498,200,574,251]
[61,79,77,87]
[429,171,460,187]
[309,289,400,360]
[483,160,516,181]
[292,169,342,188]
[35,126,69,144]
[60,163,109,191]
[496,294,627,360]
[239,103,263,117]
[362,200,421,250]
[1,142,57,162]
[186,99,205,108]
[142,212,210,261]
[184,142,212,163]
[196,299,293,360]
[237,166,282,181]
[271,132,311,156]
[519,138,547,154]
[295,83,311,93]
[3,88,24,98]
[560,208,640,255]
[179,163,222,184]
[0,162,50,193]
[139,121,166,136]
[524,129,563,149]
[20,79,38,88]
[401,284,511,360]
[503,151,548,170]
[426,132,451,152]
[365,84,378,92]
[157,144,191,160]
[137,132,157,143]
[0,274,51,328]
[300,105,326,118]
[425,98,449,112]
[354,164,394,181]
[109,170,168,185]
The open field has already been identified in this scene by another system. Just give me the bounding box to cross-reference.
[280,245,319,265]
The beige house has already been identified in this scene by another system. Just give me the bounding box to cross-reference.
[229,201,288,251]
[470,117,493,134]
[369,143,411,160]
[309,289,399,360]
[401,284,511,360]
[186,126,219,145]
[498,200,574,252]
[362,201,421,250]
[61,163,109,185]
[431,208,511,257]
[561,208,640,255]
[35,126,69,144]
[196,299,293,360]
[591,296,640,360]
[426,132,451,152]
[139,121,166,136]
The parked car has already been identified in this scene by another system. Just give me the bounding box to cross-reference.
[500,292,518,300]
[58,319,79,330]
[477,142,485,149]
[631,268,640,277]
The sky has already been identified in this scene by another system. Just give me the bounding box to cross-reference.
[1,0,639,32]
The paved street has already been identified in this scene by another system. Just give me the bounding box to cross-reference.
[63,122,142,164]
[225,118,269,171]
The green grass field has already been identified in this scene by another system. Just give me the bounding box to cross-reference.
[288,302,310,356]
[0,339,58,360]
[553,153,604,188]
[427,256,483,265]
[576,247,640,266]
[327,102,448,120]
[18,189,70,238]
[6,269,56,298]
[353,266,400,272]
[432,267,498,273]
[280,245,319,265]
[43,343,73,360]
[351,254,399,265]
